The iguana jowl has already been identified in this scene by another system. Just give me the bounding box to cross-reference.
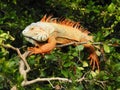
[22,15,100,71]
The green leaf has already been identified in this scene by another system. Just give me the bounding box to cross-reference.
[45,54,56,60]
[82,61,88,67]
[103,75,109,80]
[13,0,17,4]
[0,75,4,83]
[116,16,120,21]
[90,71,96,77]
[72,52,78,57]
[17,75,24,84]
[63,62,73,67]
[116,76,120,82]
[113,63,120,71]
[68,56,74,59]
[103,44,110,53]
[61,70,68,77]
[107,86,112,90]
[75,45,84,52]
[36,88,41,90]
[107,3,115,12]
[77,67,84,71]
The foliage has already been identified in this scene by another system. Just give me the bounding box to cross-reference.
[0,0,120,89]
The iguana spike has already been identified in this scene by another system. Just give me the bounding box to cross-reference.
[45,15,53,22]
[40,14,47,22]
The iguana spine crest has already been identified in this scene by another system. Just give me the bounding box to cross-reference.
[40,15,90,35]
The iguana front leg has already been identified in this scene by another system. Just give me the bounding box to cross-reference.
[28,36,56,54]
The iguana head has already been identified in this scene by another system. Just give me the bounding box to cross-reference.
[22,22,50,43]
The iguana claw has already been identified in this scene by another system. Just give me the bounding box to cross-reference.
[88,53,100,71]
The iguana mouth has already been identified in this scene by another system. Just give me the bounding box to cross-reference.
[24,35,38,42]
[24,35,48,47]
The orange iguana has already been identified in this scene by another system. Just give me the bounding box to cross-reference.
[22,15,100,71]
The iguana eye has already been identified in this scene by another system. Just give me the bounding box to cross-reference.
[30,27,34,30]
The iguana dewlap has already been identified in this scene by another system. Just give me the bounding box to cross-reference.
[22,15,100,71]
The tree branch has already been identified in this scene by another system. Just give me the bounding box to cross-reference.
[56,41,120,48]
[1,44,72,88]
[21,77,72,86]
[56,42,87,48]
[1,43,108,89]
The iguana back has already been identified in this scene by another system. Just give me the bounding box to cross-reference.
[40,15,93,44]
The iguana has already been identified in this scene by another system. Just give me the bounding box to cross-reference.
[22,15,100,71]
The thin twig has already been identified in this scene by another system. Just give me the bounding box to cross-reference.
[76,71,90,82]
[48,80,55,88]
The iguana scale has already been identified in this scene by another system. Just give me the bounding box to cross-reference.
[22,15,100,71]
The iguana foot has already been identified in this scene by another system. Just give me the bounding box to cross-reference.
[88,53,100,71]
[28,46,43,55]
